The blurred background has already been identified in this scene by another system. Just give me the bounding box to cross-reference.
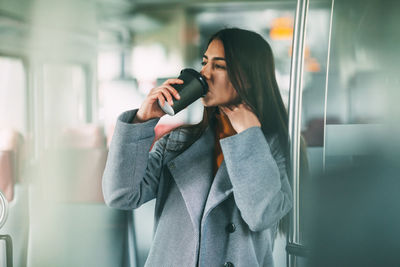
[0,0,399,266]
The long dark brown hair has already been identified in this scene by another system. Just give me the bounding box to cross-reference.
[170,28,307,234]
[177,28,288,150]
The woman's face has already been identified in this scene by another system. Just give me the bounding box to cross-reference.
[200,39,239,107]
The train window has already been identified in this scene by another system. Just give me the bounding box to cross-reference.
[323,0,398,170]
[0,56,27,134]
[299,0,399,177]
[42,63,87,148]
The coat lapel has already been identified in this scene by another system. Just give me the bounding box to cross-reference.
[202,160,233,221]
[167,126,214,232]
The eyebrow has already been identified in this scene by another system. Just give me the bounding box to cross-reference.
[203,55,226,61]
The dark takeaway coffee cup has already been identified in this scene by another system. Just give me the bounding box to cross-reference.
[158,68,208,116]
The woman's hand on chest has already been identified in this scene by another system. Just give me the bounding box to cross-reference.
[219,104,261,133]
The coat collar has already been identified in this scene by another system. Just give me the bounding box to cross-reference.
[166,125,233,232]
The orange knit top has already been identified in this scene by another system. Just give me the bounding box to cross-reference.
[214,112,237,176]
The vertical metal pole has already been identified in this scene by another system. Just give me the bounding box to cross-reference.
[128,211,139,267]
[0,190,8,229]
[322,0,335,172]
[0,191,11,267]
[0,235,13,267]
[287,0,309,266]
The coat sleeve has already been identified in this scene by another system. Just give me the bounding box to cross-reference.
[220,126,293,232]
[102,109,167,210]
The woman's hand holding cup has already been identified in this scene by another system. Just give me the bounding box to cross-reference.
[133,79,182,123]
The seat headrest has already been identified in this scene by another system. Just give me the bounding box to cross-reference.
[0,129,22,151]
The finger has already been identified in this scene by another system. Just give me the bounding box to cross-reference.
[150,85,175,99]
[162,84,181,100]
[163,78,184,86]
[160,88,174,106]
[149,80,182,95]
[158,93,165,107]
[147,91,159,101]
[225,104,236,111]
[219,106,230,115]
[238,103,250,110]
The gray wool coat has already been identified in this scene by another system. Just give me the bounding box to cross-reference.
[102,109,293,267]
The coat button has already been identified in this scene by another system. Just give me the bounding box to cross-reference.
[223,262,234,267]
[226,223,236,233]
[169,162,175,169]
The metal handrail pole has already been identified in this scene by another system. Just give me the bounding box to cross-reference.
[287,0,309,265]
[0,190,8,229]
[322,0,335,171]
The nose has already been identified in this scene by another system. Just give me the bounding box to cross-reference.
[200,63,210,80]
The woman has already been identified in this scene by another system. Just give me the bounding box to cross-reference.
[103,28,293,267]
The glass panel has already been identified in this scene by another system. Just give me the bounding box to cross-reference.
[300,0,332,179]
[304,2,400,266]
[42,63,87,148]
[294,2,333,266]
[324,0,399,169]
[0,56,26,134]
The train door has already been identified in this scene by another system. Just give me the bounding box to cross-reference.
[286,0,400,266]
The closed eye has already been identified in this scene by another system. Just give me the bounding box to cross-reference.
[215,64,226,70]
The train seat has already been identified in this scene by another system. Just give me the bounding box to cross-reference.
[27,124,132,267]
[0,129,23,202]
[0,129,28,267]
